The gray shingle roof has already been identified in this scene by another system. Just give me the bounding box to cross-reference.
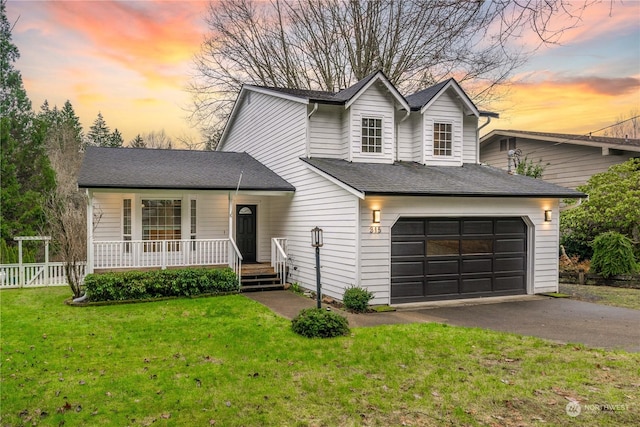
[78,147,295,191]
[484,129,640,149]
[405,79,451,110]
[302,157,585,198]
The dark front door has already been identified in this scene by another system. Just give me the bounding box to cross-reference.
[236,205,257,263]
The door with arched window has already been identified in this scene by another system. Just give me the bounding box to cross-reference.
[236,205,257,262]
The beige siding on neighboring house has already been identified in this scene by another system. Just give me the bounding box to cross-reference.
[423,90,464,166]
[481,137,637,189]
[359,196,560,304]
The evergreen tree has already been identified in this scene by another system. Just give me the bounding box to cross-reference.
[108,128,124,147]
[129,134,145,148]
[1,0,55,244]
[86,112,111,146]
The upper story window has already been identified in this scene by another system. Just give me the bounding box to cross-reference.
[500,137,516,151]
[361,117,382,153]
[433,122,452,156]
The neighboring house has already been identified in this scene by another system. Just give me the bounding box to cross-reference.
[480,130,640,190]
[79,71,583,304]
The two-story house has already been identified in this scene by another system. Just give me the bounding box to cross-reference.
[79,71,583,304]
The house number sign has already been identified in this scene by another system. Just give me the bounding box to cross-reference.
[369,226,381,234]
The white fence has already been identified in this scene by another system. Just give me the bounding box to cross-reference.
[0,262,86,288]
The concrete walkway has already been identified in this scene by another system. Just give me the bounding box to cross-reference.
[243,290,640,352]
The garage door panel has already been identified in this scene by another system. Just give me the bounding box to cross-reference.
[427,220,459,235]
[495,257,525,272]
[494,275,525,291]
[424,279,458,295]
[462,220,493,235]
[392,241,425,256]
[393,220,425,236]
[495,238,526,253]
[390,281,424,298]
[391,260,424,277]
[460,277,492,293]
[495,219,526,234]
[426,259,459,275]
[462,258,492,273]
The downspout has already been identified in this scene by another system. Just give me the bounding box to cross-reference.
[476,115,492,164]
[306,103,318,158]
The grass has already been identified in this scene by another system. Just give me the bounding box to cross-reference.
[1,288,639,426]
[559,283,640,310]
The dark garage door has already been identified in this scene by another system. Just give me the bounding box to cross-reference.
[391,217,527,303]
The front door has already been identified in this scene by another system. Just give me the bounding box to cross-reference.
[236,205,257,263]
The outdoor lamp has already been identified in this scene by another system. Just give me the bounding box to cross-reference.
[544,210,552,222]
[372,210,381,224]
[311,226,323,248]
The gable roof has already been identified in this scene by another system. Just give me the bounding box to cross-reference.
[78,147,295,192]
[406,78,479,116]
[480,130,640,152]
[301,157,584,198]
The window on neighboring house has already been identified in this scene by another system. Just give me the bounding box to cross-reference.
[142,199,181,251]
[433,122,452,156]
[190,200,196,250]
[500,137,516,151]
[123,199,131,252]
[361,117,382,153]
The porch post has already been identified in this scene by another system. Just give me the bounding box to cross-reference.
[228,192,233,240]
[18,239,23,287]
[86,189,94,274]
[44,240,49,286]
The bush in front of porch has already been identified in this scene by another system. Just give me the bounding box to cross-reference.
[84,268,238,302]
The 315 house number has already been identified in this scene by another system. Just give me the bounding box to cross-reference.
[369,226,381,234]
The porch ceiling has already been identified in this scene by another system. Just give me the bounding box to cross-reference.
[78,147,295,192]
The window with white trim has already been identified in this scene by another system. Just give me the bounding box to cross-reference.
[142,199,181,251]
[190,200,196,250]
[361,117,382,153]
[123,199,131,252]
[433,122,452,156]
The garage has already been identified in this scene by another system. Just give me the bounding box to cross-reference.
[391,217,527,303]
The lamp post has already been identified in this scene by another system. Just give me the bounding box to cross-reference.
[311,227,323,309]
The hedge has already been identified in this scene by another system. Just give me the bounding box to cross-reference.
[83,268,239,302]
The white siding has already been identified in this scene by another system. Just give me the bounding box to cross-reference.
[396,112,421,162]
[423,90,464,166]
[309,104,345,158]
[359,196,560,304]
[92,192,124,241]
[481,137,638,189]
[221,90,359,299]
[349,82,396,164]
[463,114,478,163]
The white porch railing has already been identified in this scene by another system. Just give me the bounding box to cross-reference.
[0,262,86,288]
[271,237,288,285]
[93,238,243,282]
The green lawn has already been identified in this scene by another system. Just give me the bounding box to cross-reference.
[559,283,640,310]
[1,288,639,426]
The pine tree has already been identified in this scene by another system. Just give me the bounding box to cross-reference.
[86,112,111,146]
[108,128,124,147]
[129,134,145,148]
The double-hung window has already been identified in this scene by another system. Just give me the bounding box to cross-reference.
[123,199,132,252]
[433,122,452,156]
[361,117,382,153]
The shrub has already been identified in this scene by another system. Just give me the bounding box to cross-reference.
[83,267,239,302]
[291,308,350,338]
[342,285,374,313]
[590,232,638,278]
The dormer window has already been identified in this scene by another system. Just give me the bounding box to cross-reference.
[433,122,452,156]
[361,117,382,153]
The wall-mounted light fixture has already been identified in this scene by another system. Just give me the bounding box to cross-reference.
[544,210,552,222]
[372,210,381,224]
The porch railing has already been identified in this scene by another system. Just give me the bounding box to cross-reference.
[93,238,243,282]
[271,237,288,285]
[0,262,86,288]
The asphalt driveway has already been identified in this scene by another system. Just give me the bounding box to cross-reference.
[245,291,640,352]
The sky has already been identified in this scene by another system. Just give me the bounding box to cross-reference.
[5,0,640,145]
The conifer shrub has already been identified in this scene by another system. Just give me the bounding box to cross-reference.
[291,308,350,338]
[590,231,638,278]
[343,285,374,313]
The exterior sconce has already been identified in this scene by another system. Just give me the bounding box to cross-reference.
[372,210,381,224]
[544,210,552,222]
[311,226,323,248]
